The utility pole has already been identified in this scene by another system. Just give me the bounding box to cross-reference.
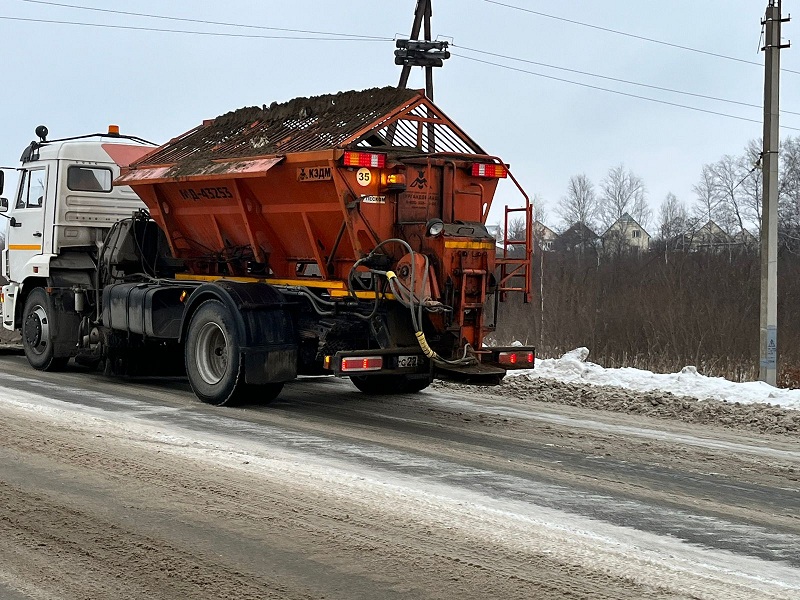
[422,0,434,101]
[396,0,441,100]
[759,0,790,386]
[394,0,449,150]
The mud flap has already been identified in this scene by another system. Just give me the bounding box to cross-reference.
[243,346,298,384]
[433,362,506,385]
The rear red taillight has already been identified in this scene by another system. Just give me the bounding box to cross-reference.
[343,151,386,168]
[471,163,508,178]
[340,356,383,372]
[497,351,534,366]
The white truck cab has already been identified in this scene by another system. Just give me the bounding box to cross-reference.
[0,126,153,343]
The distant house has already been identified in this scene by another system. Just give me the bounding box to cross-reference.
[601,213,650,253]
[552,222,600,254]
[533,221,558,252]
[678,220,754,253]
[661,220,758,255]
[732,228,758,250]
[684,220,732,252]
[489,223,527,260]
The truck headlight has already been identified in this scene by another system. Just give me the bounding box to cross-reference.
[426,218,444,237]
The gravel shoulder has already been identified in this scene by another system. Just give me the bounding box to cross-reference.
[436,375,800,435]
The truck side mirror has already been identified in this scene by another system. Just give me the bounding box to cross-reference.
[0,197,8,212]
[0,170,4,195]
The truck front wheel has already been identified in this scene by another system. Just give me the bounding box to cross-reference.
[185,300,247,406]
[22,288,69,371]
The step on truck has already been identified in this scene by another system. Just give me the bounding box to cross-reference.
[0,87,535,405]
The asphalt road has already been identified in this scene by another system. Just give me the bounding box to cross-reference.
[0,352,798,599]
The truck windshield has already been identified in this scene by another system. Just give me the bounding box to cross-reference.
[67,166,112,193]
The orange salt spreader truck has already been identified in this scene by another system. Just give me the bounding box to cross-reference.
[0,87,534,405]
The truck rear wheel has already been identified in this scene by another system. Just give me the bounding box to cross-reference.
[401,377,432,393]
[249,382,284,404]
[22,288,69,371]
[350,374,431,395]
[185,300,248,406]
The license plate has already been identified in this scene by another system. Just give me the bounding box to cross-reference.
[397,355,421,368]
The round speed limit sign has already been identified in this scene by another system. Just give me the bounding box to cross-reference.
[356,168,372,187]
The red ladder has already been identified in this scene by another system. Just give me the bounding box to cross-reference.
[496,198,532,303]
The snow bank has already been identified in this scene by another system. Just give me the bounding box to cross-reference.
[508,348,800,411]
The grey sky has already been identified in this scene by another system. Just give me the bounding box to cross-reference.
[1,0,797,232]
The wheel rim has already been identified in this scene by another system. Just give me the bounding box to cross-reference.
[23,305,49,356]
[194,321,229,385]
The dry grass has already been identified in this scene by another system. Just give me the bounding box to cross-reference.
[779,365,800,390]
[495,250,800,388]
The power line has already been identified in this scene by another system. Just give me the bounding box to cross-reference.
[481,0,800,76]
[11,0,799,123]
[452,52,800,132]
[17,0,797,118]
[0,15,391,42]
[18,0,388,40]
[455,44,800,117]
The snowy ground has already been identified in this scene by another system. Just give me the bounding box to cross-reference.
[507,348,800,411]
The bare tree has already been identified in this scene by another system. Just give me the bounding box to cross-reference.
[694,136,800,254]
[740,138,763,238]
[557,174,597,231]
[780,137,799,199]
[780,136,800,253]
[693,164,725,225]
[507,217,526,241]
[708,155,753,237]
[597,165,650,256]
[598,164,650,230]
[533,193,547,226]
[657,192,687,242]
[693,145,761,254]
[531,195,551,248]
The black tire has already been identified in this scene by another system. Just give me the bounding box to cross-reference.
[350,374,431,395]
[185,300,247,406]
[240,382,284,404]
[21,288,69,371]
[350,374,392,394]
[401,376,431,393]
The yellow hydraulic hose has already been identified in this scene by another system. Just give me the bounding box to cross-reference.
[387,270,438,359]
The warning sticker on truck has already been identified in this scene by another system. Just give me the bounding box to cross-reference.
[297,166,332,182]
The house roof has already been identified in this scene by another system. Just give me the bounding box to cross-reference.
[551,222,600,252]
[129,86,487,175]
[534,221,558,238]
[692,220,732,242]
[601,212,650,239]
[561,221,599,238]
[732,228,757,242]
[687,221,757,245]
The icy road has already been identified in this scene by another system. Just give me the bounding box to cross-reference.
[0,353,798,599]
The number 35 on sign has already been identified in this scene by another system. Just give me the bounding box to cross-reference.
[356,168,373,187]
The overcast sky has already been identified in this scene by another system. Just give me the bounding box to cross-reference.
[1,0,798,232]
